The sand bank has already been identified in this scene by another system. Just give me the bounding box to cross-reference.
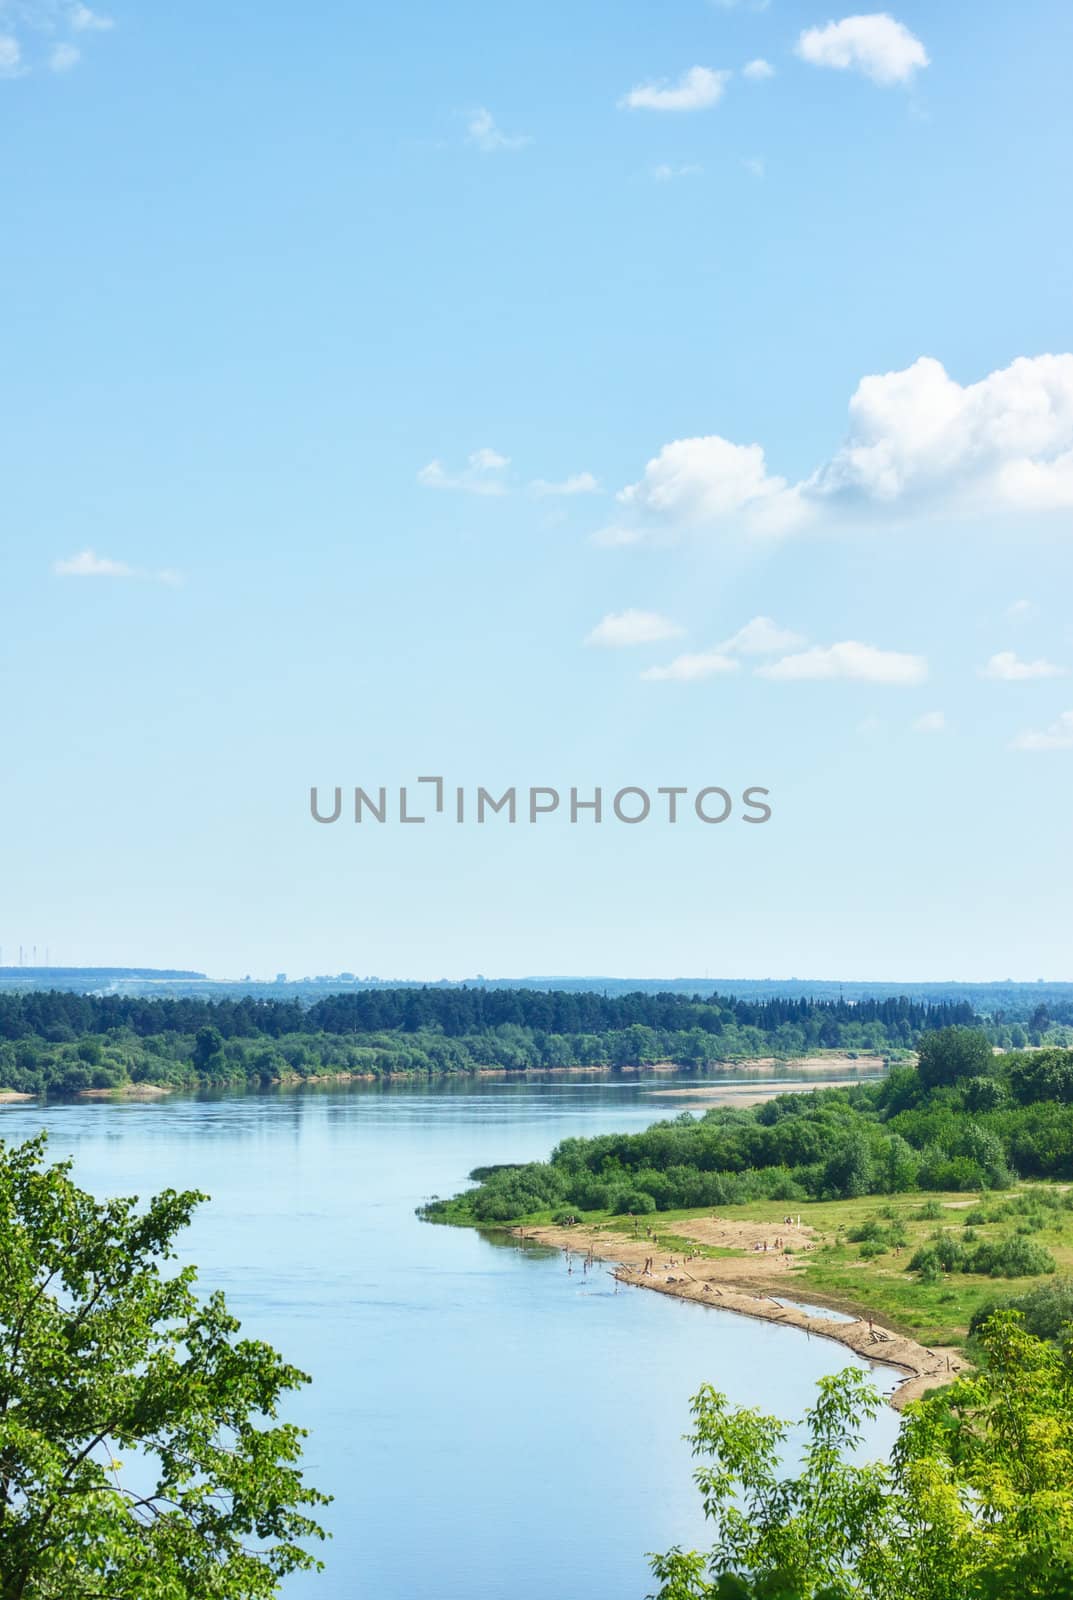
[514,1218,964,1411]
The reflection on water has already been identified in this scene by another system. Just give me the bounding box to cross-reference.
[1,1069,898,1600]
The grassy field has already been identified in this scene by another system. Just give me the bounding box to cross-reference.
[496,1183,1073,1347]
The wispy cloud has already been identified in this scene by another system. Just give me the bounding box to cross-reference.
[620,66,730,113]
[643,617,803,683]
[53,550,181,584]
[417,448,510,495]
[651,162,704,182]
[529,472,599,497]
[71,3,113,29]
[743,58,775,80]
[742,156,765,179]
[1,2,113,76]
[912,710,947,733]
[641,650,739,682]
[1012,711,1073,752]
[980,651,1066,681]
[796,14,929,86]
[49,39,78,70]
[585,609,684,648]
[718,616,806,655]
[1007,598,1037,621]
[757,641,928,685]
[466,107,532,153]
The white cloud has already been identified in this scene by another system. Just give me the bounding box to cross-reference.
[467,108,531,153]
[529,472,599,497]
[620,66,730,113]
[912,710,947,734]
[742,157,766,179]
[52,549,180,583]
[619,435,810,538]
[980,650,1066,681]
[417,449,510,495]
[651,162,704,181]
[49,40,79,70]
[605,353,1073,547]
[758,641,928,684]
[642,650,740,682]
[718,616,807,655]
[1007,598,1037,621]
[817,355,1073,511]
[71,4,114,29]
[1012,711,1073,752]
[53,550,135,578]
[796,14,929,85]
[0,34,20,74]
[590,524,644,548]
[743,58,775,80]
[585,609,685,648]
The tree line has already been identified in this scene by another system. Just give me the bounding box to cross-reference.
[427,1032,1073,1224]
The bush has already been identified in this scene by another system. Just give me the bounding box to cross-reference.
[966,1236,1056,1279]
[969,1276,1073,1342]
[612,1190,657,1215]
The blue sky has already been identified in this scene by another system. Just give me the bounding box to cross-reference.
[2,0,1072,981]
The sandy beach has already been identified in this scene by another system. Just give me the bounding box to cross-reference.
[514,1216,964,1410]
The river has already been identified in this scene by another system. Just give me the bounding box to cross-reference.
[1,1069,901,1600]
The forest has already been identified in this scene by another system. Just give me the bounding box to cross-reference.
[0,988,1068,1096]
[425,1031,1073,1223]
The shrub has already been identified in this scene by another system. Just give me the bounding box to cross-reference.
[612,1189,656,1215]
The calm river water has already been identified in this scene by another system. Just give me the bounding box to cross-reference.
[2,1070,901,1600]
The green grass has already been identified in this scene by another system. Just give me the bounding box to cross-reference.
[473,1183,1073,1348]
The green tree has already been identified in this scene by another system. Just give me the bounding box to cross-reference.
[0,1135,328,1599]
[649,1314,1073,1600]
[915,1026,993,1090]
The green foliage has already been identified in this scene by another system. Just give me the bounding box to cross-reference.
[915,1026,994,1090]
[0,1134,328,1597]
[968,1275,1073,1342]
[649,1315,1073,1600]
[908,1230,1056,1280]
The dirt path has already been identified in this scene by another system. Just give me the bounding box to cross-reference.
[515,1218,965,1410]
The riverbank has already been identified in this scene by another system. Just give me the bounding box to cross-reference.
[513,1218,965,1409]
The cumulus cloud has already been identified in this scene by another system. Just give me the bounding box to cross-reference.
[912,710,947,733]
[620,66,730,112]
[0,33,20,74]
[796,13,928,85]
[816,355,1073,512]
[758,640,928,684]
[529,472,599,497]
[53,550,180,583]
[641,650,740,682]
[618,435,810,537]
[418,448,510,495]
[980,651,1066,681]
[467,108,531,152]
[586,610,685,648]
[743,58,775,80]
[1012,711,1073,752]
[603,353,1073,546]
